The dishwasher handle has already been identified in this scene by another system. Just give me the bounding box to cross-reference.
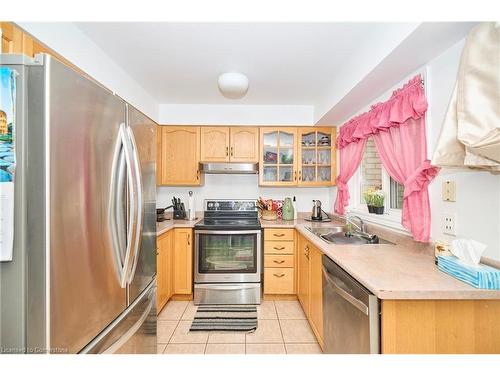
[322,267,369,315]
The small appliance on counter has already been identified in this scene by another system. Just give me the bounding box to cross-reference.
[156,196,187,222]
[304,199,332,222]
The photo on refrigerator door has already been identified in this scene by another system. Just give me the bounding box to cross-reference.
[0,67,16,182]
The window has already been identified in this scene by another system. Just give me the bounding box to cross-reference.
[349,138,405,229]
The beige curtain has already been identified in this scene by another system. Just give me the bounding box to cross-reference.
[432,22,500,173]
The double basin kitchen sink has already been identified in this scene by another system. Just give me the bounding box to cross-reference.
[305,226,395,246]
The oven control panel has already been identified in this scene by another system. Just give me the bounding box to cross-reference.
[204,199,257,211]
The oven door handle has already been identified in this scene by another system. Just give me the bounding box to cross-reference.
[197,284,259,290]
[194,230,262,235]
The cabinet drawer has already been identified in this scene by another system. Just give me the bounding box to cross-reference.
[264,241,294,255]
[264,228,294,241]
[264,268,294,294]
[264,254,294,268]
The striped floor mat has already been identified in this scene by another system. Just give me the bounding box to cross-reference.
[189,305,258,332]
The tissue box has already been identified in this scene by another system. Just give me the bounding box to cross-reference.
[437,255,500,290]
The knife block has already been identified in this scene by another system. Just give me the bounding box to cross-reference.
[173,209,186,220]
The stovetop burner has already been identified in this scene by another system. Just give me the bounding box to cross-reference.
[194,199,261,230]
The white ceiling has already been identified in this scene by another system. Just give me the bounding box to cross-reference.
[76,22,388,105]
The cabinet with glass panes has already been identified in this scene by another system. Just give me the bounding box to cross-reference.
[297,127,337,186]
[259,128,298,186]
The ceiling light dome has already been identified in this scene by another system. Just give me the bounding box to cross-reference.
[218,72,249,99]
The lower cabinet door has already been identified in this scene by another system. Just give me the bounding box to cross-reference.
[297,235,310,314]
[173,229,193,295]
[264,268,294,294]
[309,245,324,347]
[156,233,169,312]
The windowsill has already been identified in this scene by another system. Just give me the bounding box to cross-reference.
[348,207,409,235]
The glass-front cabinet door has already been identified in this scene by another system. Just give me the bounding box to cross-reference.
[298,127,336,186]
[259,128,298,186]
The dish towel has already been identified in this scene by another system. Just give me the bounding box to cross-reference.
[437,255,500,289]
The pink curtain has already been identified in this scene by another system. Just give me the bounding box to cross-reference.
[334,138,367,215]
[334,75,439,242]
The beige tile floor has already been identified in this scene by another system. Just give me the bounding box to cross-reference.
[157,300,322,354]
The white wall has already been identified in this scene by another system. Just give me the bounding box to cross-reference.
[345,39,500,260]
[17,22,159,121]
[159,104,314,125]
[157,174,334,214]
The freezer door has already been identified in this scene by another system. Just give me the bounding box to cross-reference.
[45,56,127,353]
[80,280,156,354]
[126,105,156,303]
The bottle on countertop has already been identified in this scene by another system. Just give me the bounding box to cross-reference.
[292,196,298,220]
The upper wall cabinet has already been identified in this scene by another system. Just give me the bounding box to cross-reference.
[230,127,259,162]
[298,127,336,186]
[200,127,230,162]
[259,128,298,186]
[259,127,336,187]
[158,126,202,186]
[200,126,259,163]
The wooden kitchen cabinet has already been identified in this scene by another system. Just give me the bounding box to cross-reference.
[309,244,324,346]
[382,299,500,354]
[173,228,193,295]
[156,230,173,312]
[297,234,311,316]
[200,127,230,162]
[158,126,202,186]
[229,127,259,162]
[263,228,295,295]
[297,232,324,348]
[200,126,259,163]
[259,127,298,186]
[298,127,336,186]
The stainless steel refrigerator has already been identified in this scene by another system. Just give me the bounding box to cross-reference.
[0,54,157,354]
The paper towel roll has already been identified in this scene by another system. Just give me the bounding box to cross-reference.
[188,191,195,220]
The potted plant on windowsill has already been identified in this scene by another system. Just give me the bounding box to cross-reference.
[372,190,385,214]
[363,189,375,213]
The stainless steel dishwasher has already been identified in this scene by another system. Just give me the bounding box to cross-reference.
[322,255,380,354]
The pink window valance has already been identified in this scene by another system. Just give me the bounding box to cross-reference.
[334,75,439,242]
[336,75,428,149]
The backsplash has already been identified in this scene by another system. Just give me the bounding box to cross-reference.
[157,174,335,212]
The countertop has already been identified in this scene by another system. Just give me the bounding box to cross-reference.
[157,213,500,300]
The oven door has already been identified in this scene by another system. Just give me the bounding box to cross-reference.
[195,230,262,283]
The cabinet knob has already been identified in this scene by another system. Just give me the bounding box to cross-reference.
[226,146,229,156]
[273,260,285,264]
[230,146,234,156]
[273,273,285,278]
[273,246,285,250]
[273,233,285,237]
[187,234,191,246]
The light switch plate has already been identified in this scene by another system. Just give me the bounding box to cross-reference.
[442,213,457,236]
[442,180,456,202]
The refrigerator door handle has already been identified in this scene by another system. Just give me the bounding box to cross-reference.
[108,124,131,286]
[125,125,144,284]
[102,289,154,354]
[120,123,139,288]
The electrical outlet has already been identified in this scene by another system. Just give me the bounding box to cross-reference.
[442,213,457,236]
[442,180,456,202]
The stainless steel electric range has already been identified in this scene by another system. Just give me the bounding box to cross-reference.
[194,199,262,305]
